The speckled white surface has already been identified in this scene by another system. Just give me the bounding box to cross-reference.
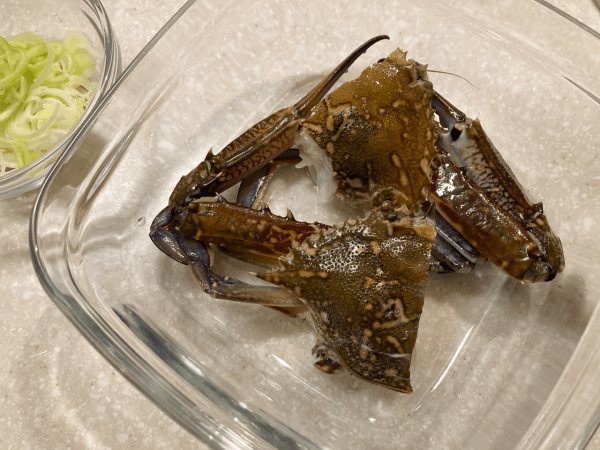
[1,1,599,449]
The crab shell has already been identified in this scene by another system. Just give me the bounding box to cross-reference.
[258,211,434,393]
[301,48,438,210]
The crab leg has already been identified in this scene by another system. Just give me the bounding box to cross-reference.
[178,199,329,265]
[430,93,564,282]
[236,148,301,209]
[431,92,466,131]
[431,234,475,274]
[170,198,332,317]
[172,229,307,318]
[430,153,541,280]
[434,212,483,264]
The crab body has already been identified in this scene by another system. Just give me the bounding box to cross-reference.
[177,198,434,393]
[301,48,436,209]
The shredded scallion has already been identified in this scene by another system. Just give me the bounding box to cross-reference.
[0,31,97,175]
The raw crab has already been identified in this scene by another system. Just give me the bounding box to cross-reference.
[149,36,564,392]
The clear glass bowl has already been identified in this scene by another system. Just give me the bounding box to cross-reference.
[0,0,121,199]
[30,0,600,448]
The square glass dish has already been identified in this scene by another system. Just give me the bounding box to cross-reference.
[31,0,600,448]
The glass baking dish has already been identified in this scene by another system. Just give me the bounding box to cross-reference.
[31,0,600,448]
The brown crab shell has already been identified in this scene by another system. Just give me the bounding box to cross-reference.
[258,210,434,393]
[301,48,438,210]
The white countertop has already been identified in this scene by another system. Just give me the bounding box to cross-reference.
[1,1,599,449]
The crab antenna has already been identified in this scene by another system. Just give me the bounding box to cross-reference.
[428,69,479,90]
[294,35,389,116]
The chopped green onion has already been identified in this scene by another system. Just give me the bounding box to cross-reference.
[0,31,98,176]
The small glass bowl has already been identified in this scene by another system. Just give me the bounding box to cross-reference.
[0,0,121,199]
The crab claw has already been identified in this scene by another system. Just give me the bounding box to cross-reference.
[149,206,188,264]
[431,93,565,282]
[522,220,564,282]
